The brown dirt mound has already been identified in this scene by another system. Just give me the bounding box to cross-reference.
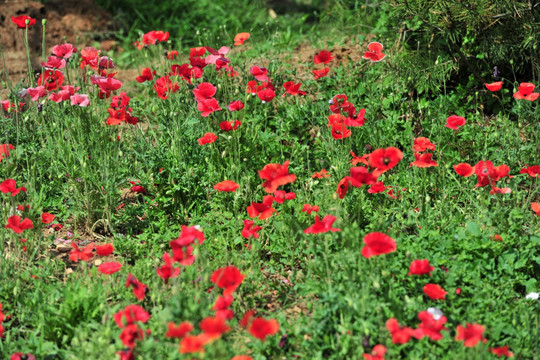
[0,0,114,94]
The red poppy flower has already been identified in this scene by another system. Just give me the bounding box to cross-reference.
[336,177,350,199]
[0,144,15,162]
[166,321,194,338]
[200,316,230,339]
[330,122,351,140]
[258,160,297,193]
[157,252,181,282]
[350,150,369,166]
[416,311,448,341]
[11,15,36,29]
[211,265,245,295]
[227,100,244,111]
[363,344,386,360]
[193,82,217,101]
[313,50,334,64]
[520,164,540,177]
[408,259,434,276]
[93,76,122,98]
[369,147,403,172]
[445,115,466,130]
[423,284,447,300]
[301,204,319,214]
[247,195,277,220]
[485,81,503,92]
[10,354,36,360]
[456,323,487,347]
[386,318,418,344]
[98,261,122,275]
[489,346,514,357]
[413,137,436,152]
[513,82,539,101]
[154,75,179,99]
[344,108,366,127]
[190,47,207,58]
[130,185,146,194]
[214,180,240,192]
[213,294,234,311]
[234,32,250,46]
[368,181,387,194]
[141,30,169,45]
[136,68,155,83]
[0,179,26,196]
[80,47,100,69]
[304,215,341,234]
[125,273,148,301]
[197,98,222,117]
[166,50,179,59]
[179,334,212,354]
[257,88,276,103]
[242,220,262,239]
[53,43,77,59]
[116,350,134,360]
[272,190,295,204]
[69,242,94,262]
[220,120,241,131]
[313,67,330,79]
[250,66,269,82]
[41,212,55,224]
[491,234,503,242]
[114,304,150,328]
[362,42,386,62]
[37,70,63,91]
[198,132,218,145]
[70,94,90,107]
[312,169,330,178]
[41,56,66,70]
[249,317,279,341]
[119,323,144,348]
[531,202,540,216]
[5,215,33,234]
[172,225,205,247]
[410,153,438,168]
[454,163,475,177]
[96,243,114,256]
[283,81,306,96]
[361,232,396,258]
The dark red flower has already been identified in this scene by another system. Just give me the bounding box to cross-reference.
[416,311,448,341]
[96,243,114,256]
[445,115,466,130]
[241,220,262,239]
[37,70,63,91]
[227,100,244,111]
[250,66,269,82]
[69,242,94,262]
[313,67,330,79]
[220,120,241,131]
[313,50,334,64]
[119,323,144,348]
[408,259,434,276]
[489,346,514,357]
[301,204,319,214]
[361,232,396,258]
[11,15,36,29]
[136,68,155,83]
[513,82,539,101]
[423,284,447,300]
[247,195,277,220]
[198,132,218,145]
[455,323,487,347]
[5,215,33,234]
[258,160,296,193]
[485,81,503,92]
[98,261,122,275]
[157,252,180,282]
[249,317,279,341]
[125,273,148,301]
[362,42,386,62]
[410,153,438,168]
[369,147,403,172]
[0,179,26,196]
[304,215,341,234]
[210,265,245,295]
[283,81,306,96]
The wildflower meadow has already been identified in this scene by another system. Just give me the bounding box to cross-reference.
[0,1,538,359]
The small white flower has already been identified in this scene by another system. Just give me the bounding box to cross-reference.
[525,292,539,300]
[427,307,444,320]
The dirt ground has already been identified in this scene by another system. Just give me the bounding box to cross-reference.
[0,0,115,95]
